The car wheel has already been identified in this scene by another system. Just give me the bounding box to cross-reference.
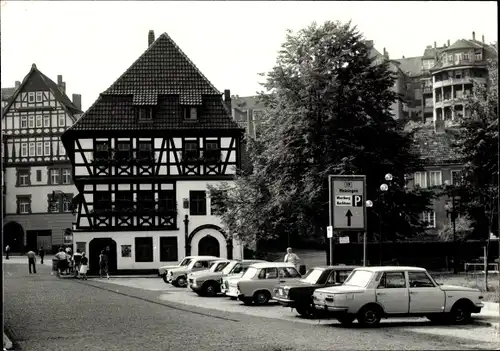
[203,283,219,298]
[357,305,382,327]
[337,314,356,326]
[253,291,271,305]
[162,275,169,284]
[449,302,472,325]
[296,305,315,318]
[176,276,187,288]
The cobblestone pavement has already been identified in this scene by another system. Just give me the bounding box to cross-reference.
[4,264,499,351]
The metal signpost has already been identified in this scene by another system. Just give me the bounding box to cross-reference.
[328,175,367,266]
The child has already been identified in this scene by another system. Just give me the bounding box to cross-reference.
[79,253,88,280]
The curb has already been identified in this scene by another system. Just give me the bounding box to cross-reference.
[3,331,13,350]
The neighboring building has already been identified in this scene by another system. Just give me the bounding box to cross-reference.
[1,82,19,108]
[231,95,266,138]
[1,64,83,253]
[61,30,244,273]
[410,123,464,238]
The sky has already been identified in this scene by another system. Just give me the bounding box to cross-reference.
[1,1,498,111]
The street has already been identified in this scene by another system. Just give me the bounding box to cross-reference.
[4,261,499,351]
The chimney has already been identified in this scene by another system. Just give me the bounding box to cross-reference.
[434,41,437,59]
[224,89,231,113]
[434,119,445,134]
[57,75,66,94]
[482,35,485,44]
[148,30,155,46]
[15,81,20,89]
[72,94,82,111]
[447,39,450,47]
[472,31,476,41]
[383,47,389,60]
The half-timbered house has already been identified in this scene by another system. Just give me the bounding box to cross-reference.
[2,65,83,253]
[62,30,244,273]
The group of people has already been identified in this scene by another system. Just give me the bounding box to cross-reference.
[54,247,89,279]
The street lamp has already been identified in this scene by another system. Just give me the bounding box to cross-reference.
[443,179,459,274]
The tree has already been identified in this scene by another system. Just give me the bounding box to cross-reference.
[437,216,473,242]
[212,21,434,260]
[455,59,498,287]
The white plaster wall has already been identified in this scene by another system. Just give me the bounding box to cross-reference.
[4,166,78,214]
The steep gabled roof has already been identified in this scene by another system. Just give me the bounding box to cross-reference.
[103,33,220,102]
[68,32,242,132]
[1,64,82,118]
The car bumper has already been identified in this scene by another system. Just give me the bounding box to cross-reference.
[274,296,295,307]
[313,304,349,314]
[226,288,239,298]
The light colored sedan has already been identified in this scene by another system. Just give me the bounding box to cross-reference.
[227,262,302,305]
[313,266,484,327]
[167,257,221,287]
[158,255,218,283]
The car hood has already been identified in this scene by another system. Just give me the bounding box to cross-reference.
[439,284,480,292]
[159,264,180,271]
[188,270,221,280]
[315,285,365,294]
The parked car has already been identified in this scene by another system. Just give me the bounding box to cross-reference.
[312,266,484,327]
[166,256,221,287]
[273,265,358,317]
[226,262,302,305]
[188,259,231,296]
[189,259,265,297]
[158,255,218,283]
[220,260,267,298]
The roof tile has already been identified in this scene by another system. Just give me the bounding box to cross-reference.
[411,125,463,165]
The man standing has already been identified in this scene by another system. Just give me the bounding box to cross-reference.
[54,247,67,277]
[284,247,300,270]
[39,246,45,264]
[27,249,37,274]
[73,249,82,278]
[5,245,10,260]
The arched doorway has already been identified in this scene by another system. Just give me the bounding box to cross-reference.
[3,222,25,253]
[89,238,117,275]
[198,235,220,257]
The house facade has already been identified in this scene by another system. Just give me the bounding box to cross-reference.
[1,65,82,253]
[62,30,244,273]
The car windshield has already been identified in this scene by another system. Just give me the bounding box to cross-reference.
[211,261,230,272]
[222,262,237,275]
[179,258,192,266]
[242,267,258,279]
[300,269,323,284]
[343,270,374,287]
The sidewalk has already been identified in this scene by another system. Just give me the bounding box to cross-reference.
[475,301,500,329]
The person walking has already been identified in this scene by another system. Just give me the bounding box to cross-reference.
[284,247,300,270]
[54,247,67,277]
[99,250,109,280]
[79,253,88,280]
[5,245,10,260]
[27,249,37,274]
[73,249,82,278]
[38,246,45,264]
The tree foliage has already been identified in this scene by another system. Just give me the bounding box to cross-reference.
[210,20,434,246]
[455,59,498,240]
[437,216,473,242]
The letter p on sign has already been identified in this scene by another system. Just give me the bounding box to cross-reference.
[352,195,363,207]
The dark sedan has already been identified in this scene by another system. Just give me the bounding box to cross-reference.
[273,265,358,317]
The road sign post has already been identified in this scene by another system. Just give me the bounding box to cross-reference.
[328,175,367,266]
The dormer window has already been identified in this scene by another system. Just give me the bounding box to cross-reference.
[184,107,198,121]
[138,107,153,121]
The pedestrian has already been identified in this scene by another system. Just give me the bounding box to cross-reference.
[99,250,109,280]
[284,247,300,270]
[79,252,88,280]
[73,249,82,278]
[54,247,67,277]
[39,246,45,264]
[27,249,37,274]
[67,250,73,275]
[5,245,10,259]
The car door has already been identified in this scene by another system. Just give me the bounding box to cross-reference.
[258,267,279,292]
[376,271,409,314]
[408,271,445,313]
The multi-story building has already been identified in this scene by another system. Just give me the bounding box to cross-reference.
[61,30,244,274]
[1,64,82,253]
[231,95,266,138]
